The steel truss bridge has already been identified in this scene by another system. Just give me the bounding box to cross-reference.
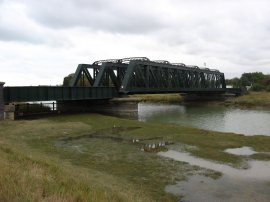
[71,57,226,93]
[3,57,227,103]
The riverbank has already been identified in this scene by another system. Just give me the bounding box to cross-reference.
[130,92,270,108]
[1,113,270,201]
[226,92,270,108]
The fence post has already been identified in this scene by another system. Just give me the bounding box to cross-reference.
[0,82,5,120]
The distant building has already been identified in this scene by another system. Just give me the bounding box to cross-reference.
[246,85,252,91]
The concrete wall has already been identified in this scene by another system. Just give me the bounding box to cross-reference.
[0,82,4,120]
[4,104,15,120]
[58,99,139,119]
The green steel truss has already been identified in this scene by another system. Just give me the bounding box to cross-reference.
[70,57,226,94]
[3,57,227,103]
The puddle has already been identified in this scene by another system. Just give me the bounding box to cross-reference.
[159,150,270,201]
[158,150,270,179]
[55,126,171,152]
[54,141,86,153]
[166,174,270,202]
[224,146,258,155]
[62,126,141,142]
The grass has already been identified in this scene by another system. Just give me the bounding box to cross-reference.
[1,113,270,201]
[227,91,270,108]
[129,92,270,109]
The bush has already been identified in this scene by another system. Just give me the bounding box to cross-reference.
[266,85,270,92]
[251,83,264,91]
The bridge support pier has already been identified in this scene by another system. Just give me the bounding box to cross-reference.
[182,93,226,101]
[58,98,139,118]
[4,104,15,120]
[0,82,5,120]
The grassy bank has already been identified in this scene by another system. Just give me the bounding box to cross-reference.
[129,92,270,108]
[227,92,270,108]
[1,114,270,201]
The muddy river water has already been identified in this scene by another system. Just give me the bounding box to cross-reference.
[138,103,270,136]
[138,103,270,201]
[159,150,270,202]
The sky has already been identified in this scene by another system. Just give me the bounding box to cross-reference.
[0,0,270,86]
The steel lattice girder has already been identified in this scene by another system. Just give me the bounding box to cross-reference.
[70,64,100,86]
[70,58,226,94]
[119,60,226,94]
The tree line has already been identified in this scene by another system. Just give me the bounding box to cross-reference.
[226,72,270,91]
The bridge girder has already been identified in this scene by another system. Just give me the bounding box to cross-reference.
[70,57,226,94]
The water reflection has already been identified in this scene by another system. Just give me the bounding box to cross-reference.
[159,150,270,179]
[166,175,270,202]
[159,150,270,202]
[138,103,270,136]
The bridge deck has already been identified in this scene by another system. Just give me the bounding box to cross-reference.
[3,86,118,103]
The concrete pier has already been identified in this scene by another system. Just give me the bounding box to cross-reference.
[58,98,139,118]
[182,93,226,101]
[0,82,4,120]
[4,104,15,120]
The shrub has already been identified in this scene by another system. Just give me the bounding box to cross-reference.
[251,83,264,91]
[266,85,270,92]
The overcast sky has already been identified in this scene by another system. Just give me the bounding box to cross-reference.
[0,0,270,86]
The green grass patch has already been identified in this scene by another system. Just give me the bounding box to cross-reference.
[1,113,270,201]
[227,92,270,108]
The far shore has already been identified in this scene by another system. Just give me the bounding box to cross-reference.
[129,92,270,109]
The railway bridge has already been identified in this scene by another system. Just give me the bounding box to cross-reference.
[1,57,238,119]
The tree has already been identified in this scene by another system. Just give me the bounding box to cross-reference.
[63,73,75,86]
[63,73,91,87]
[251,83,264,91]
[240,72,265,86]
[226,77,241,87]
[226,72,270,91]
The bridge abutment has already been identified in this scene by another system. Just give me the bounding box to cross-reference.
[182,93,226,101]
[58,98,139,118]
[0,82,4,120]
[4,104,15,120]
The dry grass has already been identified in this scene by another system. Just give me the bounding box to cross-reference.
[0,141,153,202]
[228,92,270,108]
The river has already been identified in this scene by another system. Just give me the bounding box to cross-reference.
[137,102,270,201]
[138,103,270,136]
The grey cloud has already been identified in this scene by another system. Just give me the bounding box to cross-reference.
[22,0,166,33]
[0,25,44,44]
[155,0,270,68]
[0,23,71,46]
[0,1,71,46]
[1,0,270,76]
